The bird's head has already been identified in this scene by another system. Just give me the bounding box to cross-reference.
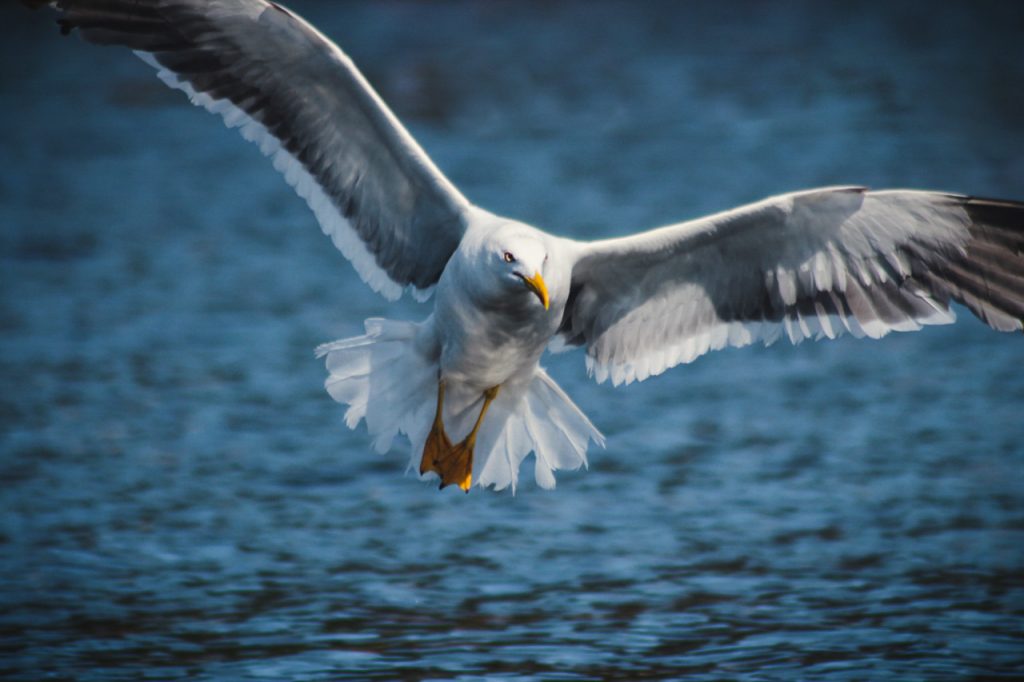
[487,228,550,311]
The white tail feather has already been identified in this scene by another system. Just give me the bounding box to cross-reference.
[316,318,604,491]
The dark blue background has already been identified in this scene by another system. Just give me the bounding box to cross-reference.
[2,2,1022,679]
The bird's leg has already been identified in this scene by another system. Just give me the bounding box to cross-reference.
[443,385,500,492]
[420,378,453,480]
[420,382,500,493]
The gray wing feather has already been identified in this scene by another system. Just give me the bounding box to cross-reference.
[560,187,1024,385]
[49,0,470,299]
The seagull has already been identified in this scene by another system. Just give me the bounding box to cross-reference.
[36,1,1024,492]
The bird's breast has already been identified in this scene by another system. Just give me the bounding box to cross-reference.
[433,280,560,391]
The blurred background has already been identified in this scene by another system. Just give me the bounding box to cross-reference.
[2,1,1022,679]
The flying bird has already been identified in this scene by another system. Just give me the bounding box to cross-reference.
[35,0,1024,492]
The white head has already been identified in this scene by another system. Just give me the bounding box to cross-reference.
[481,223,550,311]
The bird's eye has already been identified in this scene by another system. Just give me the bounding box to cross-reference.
[503,251,516,263]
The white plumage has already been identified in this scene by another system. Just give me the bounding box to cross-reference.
[42,0,1024,491]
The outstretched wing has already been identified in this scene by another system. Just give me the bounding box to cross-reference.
[45,0,471,300]
[559,187,1024,385]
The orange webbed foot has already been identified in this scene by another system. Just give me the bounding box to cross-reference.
[419,382,500,493]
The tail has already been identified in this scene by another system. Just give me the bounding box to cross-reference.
[316,318,604,492]
[468,368,605,491]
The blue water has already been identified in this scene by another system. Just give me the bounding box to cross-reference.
[2,2,1023,679]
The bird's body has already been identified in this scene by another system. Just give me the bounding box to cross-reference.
[34,0,1024,491]
[317,213,599,490]
[432,216,564,391]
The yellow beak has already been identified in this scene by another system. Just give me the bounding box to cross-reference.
[522,271,550,310]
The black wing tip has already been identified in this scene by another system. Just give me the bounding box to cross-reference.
[29,0,172,39]
[964,195,1024,211]
[963,195,1024,234]
[955,194,1024,329]
[18,0,73,34]
[963,193,1024,204]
